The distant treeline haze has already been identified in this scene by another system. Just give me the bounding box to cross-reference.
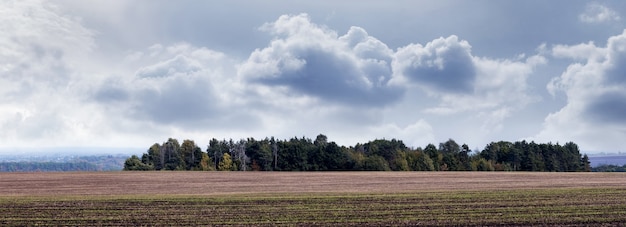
[1,155,128,172]
[124,135,591,172]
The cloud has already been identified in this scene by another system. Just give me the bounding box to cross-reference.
[0,0,93,95]
[535,29,626,151]
[90,43,261,130]
[238,14,402,106]
[369,120,436,148]
[551,42,605,62]
[8,2,615,153]
[393,35,546,131]
[135,55,203,79]
[0,0,100,147]
[579,3,621,23]
[584,91,626,124]
[236,14,550,139]
[239,14,546,133]
[393,35,476,93]
[92,77,130,103]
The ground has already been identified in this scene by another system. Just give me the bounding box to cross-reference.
[1,172,625,225]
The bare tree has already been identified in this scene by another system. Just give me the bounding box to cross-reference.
[231,139,249,171]
[271,137,278,171]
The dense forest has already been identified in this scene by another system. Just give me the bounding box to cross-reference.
[124,135,591,172]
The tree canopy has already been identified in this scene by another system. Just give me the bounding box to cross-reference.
[124,135,590,172]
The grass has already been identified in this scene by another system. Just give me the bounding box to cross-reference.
[1,172,625,225]
[2,188,626,226]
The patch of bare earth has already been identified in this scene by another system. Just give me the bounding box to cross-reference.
[0,172,624,196]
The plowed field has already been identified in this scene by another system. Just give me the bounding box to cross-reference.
[1,172,625,226]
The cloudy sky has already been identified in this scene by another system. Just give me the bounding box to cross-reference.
[2,0,626,154]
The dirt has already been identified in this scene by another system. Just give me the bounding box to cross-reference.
[0,172,624,196]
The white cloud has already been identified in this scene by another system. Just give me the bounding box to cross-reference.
[368,120,436,148]
[393,35,546,131]
[551,42,606,62]
[579,3,621,23]
[124,14,545,147]
[7,1,625,153]
[0,0,101,147]
[91,43,254,130]
[0,0,93,88]
[534,29,626,152]
[238,14,402,106]
[239,14,547,134]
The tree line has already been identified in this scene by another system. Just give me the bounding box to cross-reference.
[0,161,99,172]
[124,134,591,172]
[0,155,129,172]
[592,164,626,172]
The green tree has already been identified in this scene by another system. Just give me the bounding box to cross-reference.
[439,139,460,154]
[346,148,366,170]
[410,151,435,171]
[144,143,163,170]
[390,151,410,171]
[471,157,494,171]
[364,139,407,166]
[309,134,329,170]
[564,142,582,171]
[246,138,273,171]
[278,137,313,171]
[162,138,184,170]
[363,155,391,171]
[180,139,204,170]
[123,155,152,171]
[458,144,471,171]
[424,144,441,171]
[323,142,349,170]
[580,154,591,172]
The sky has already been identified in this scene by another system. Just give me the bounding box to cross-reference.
[2,0,626,154]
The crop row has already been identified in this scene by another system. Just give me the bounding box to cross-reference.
[1,188,626,226]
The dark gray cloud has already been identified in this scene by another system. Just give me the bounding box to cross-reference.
[394,36,476,94]
[130,76,216,124]
[92,78,130,103]
[257,48,400,106]
[604,34,626,85]
[584,91,626,124]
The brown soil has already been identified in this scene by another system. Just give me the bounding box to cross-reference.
[0,172,624,196]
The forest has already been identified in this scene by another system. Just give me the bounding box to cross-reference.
[0,155,128,172]
[124,134,590,172]
[0,161,99,172]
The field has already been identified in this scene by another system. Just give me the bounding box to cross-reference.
[1,172,625,226]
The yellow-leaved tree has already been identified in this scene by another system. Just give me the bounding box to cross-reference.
[218,153,234,171]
